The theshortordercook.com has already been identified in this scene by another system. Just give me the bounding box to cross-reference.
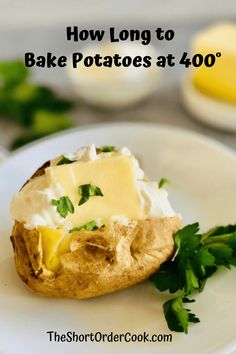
[46,331,172,343]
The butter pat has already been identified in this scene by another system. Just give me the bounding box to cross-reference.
[10,145,177,230]
[46,155,144,227]
[191,23,236,104]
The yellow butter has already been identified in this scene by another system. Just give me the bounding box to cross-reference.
[191,23,236,104]
[46,155,143,227]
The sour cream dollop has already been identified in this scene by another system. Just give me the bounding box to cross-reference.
[10,145,177,229]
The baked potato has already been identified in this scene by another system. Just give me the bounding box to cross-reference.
[10,145,181,298]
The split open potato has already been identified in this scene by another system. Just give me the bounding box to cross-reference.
[10,146,181,298]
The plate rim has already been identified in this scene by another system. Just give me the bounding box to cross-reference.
[1,121,236,353]
[1,122,236,167]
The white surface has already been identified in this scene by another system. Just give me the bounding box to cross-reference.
[0,0,236,28]
[1,122,236,354]
[182,78,236,132]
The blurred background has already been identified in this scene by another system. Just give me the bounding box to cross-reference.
[0,0,236,158]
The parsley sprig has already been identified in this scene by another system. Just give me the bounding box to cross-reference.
[150,222,236,333]
[158,178,170,189]
[57,155,75,166]
[0,59,74,149]
[69,220,99,233]
[99,146,115,153]
[78,184,103,206]
[52,196,74,218]
[163,297,200,334]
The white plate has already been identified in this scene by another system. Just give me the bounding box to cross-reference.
[1,122,236,354]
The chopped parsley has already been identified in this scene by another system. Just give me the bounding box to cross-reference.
[99,146,115,153]
[52,196,74,218]
[78,184,104,206]
[69,220,99,233]
[158,178,170,189]
[150,222,236,333]
[57,155,75,165]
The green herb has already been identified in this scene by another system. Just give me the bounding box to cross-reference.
[0,60,28,88]
[57,155,75,166]
[158,178,170,188]
[69,220,99,233]
[0,59,74,149]
[52,196,74,218]
[163,297,200,334]
[11,111,73,150]
[78,184,103,206]
[31,111,72,135]
[150,222,236,333]
[99,146,115,153]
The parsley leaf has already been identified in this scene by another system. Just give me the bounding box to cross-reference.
[11,111,73,150]
[0,59,74,149]
[150,261,184,294]
[57,155,75,166]
[152,223,210,295]
[99,146,115,153]
[201,225,236,267]
[69,220,99,233]
[158,178,170,188]
[150,222,236,333]
[31,110,72,135]
[0,60,28,88]
[163,296,199,334]
[52,196,74,218]
[78,184,103,206]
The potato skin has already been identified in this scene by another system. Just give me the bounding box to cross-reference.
[11,162,181,298]
[11,217,181,298]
